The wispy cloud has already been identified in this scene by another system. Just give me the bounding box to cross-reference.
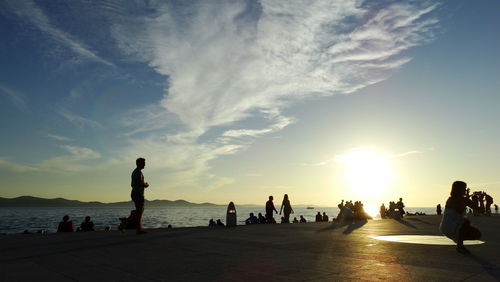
[2,0,113,66]
[111,1,439,134]
[0,158,39,173]
[0,84,29,113]
[105,0,441,188]
[47,134,73,142]
[300,148,423,167]
[59,109,103,129]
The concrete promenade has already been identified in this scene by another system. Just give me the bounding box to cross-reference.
[1,215,500,281]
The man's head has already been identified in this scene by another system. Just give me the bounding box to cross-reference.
[269,196,273,201]
[136,158,146,169]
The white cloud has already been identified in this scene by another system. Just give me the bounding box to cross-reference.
[47,134,73,142]
[0,84,29,113]
[111,1,439,135]
[59,109,103,129]
[0,158,39,173]
[60,145,101,160]
[2,0,113,66]
[105,0,441,190]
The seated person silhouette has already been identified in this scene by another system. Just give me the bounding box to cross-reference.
[216,219,225,226]
[80,216,95,231]
[119,210,138,232]
[245,213,259,225]
[292,217,299,223]
[258,213,267,224]
[440,181,482,254]
[300,215,307,223]
[57,215,74,232]
[209,219,216,227]
[322,212,329,222]
[315,212,323,222]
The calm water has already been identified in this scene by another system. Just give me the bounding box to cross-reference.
[0,206,436,234]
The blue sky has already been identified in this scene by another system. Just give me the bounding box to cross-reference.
[1,0,499,206]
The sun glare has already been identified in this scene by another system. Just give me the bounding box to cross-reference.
[337,148,394,199]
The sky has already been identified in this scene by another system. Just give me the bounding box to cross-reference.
[1,0,500,207]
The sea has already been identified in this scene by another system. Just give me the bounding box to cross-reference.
[0,206,436,234]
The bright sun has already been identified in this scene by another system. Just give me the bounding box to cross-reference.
[337,148,394,198]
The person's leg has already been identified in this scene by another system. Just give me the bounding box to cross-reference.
[457,220,481,254]
[132,192,146,234]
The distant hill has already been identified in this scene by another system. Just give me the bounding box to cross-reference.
[0,196,219,208]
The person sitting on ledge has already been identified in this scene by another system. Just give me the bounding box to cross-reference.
[245,213,259,225]
[209,219,216,227]
[216,219,225,226]
[258,213,267,224]
[292,217,299,223]
[300,215,307,223]
[57,215,74,232]
[315,212,323,222]
[440,181,482,254]
[80,216,95,231]
[322,212,329,222]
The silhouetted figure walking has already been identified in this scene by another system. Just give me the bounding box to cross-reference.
[57,215,74,232]
[279,194,294,223]
[436,204,442,215]
[440,181,482,254]
[131,157,149,234]
[80,216,95,231]
[265,196,278,223]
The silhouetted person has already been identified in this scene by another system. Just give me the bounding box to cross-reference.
[265,196,278,224]
[131,157,149,234]
[436,204,442,215]
[440,181,482,254]
[396,198,405,217]
[57,215,74,232]
[80,216,95,231]
[322,212,329,222]
[292,217,299,223]
[216,219,225,226]
[258,213,266,224]
[245,213,258,225]
[299,215,307,223]
[279,194,294,223]
[495,204,499,214]
[485,193,493,215]
[315,212,322,222]
[380,203,387,219]
[209,219,216,227]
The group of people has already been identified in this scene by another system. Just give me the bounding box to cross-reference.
[337,200,372,221]
[127,157,487,256]
[57,215,95,232]
[379,198,405,219]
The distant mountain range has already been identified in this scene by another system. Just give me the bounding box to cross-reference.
[0,196,219,208]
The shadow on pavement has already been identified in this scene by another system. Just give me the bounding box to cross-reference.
[317,219,368,234]
[406,218,434,225]
[469,253,500,279]
[394,218,417,229]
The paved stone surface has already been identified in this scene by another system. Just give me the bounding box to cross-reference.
[1,215,500,281]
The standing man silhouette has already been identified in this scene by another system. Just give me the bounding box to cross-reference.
[265,196,278,223]
[131,157,149,234]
